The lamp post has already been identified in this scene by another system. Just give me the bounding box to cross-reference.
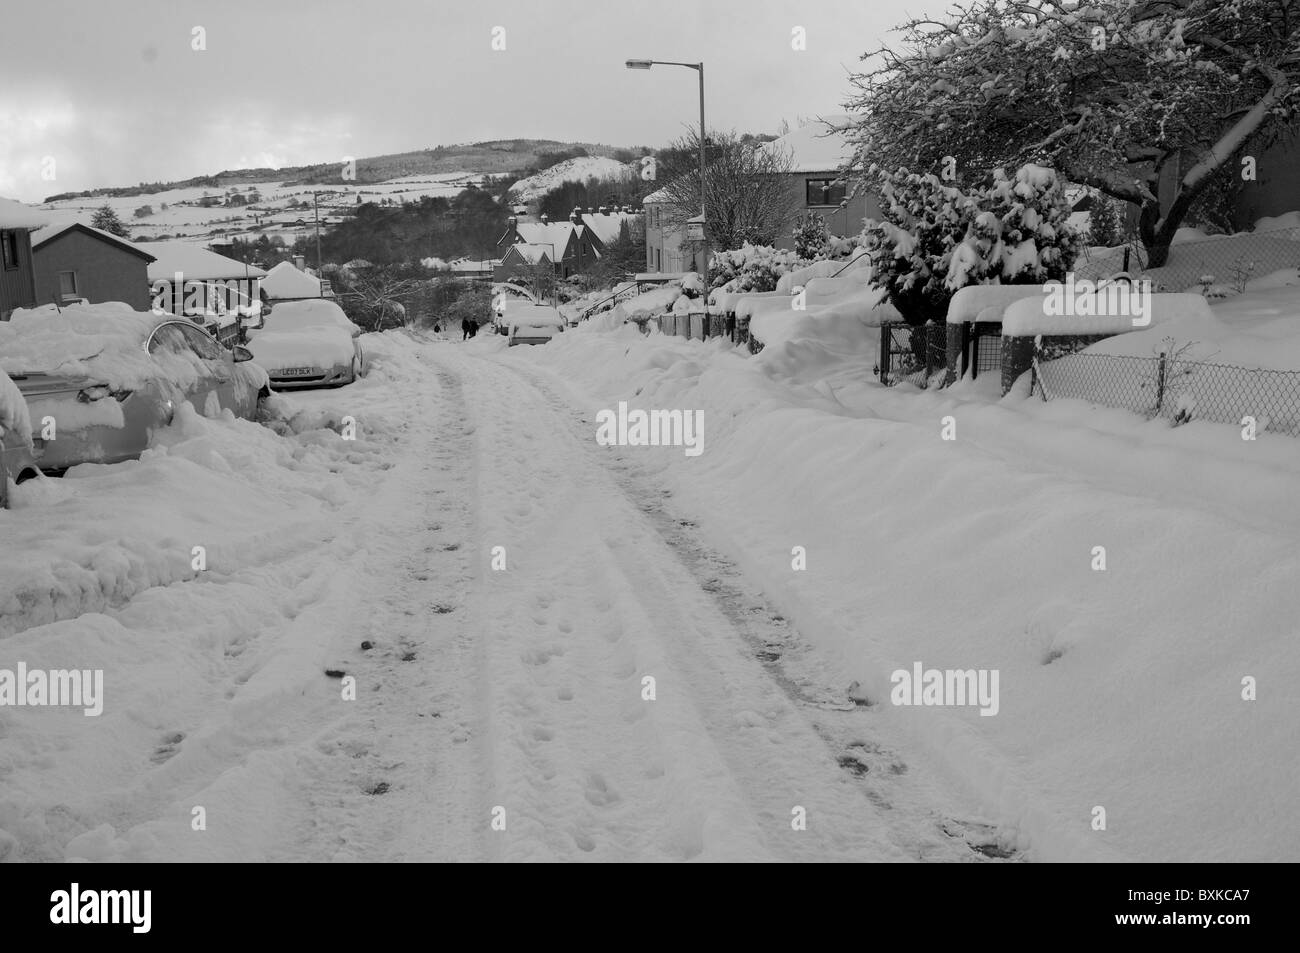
[626,58,707,275]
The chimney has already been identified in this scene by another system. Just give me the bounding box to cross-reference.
[507,215,517,227]
[598,206,607,215]
[293,254,306,271]
[540,213,549,224]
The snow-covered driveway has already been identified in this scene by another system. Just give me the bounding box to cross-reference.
[1,333,998,863]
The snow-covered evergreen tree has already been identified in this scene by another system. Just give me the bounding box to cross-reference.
[863,163,1082,322]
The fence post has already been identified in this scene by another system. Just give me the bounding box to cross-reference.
[879,324,891,386]
[1155,351,1168,414]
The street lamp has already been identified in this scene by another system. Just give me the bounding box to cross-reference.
[626,57,707,274]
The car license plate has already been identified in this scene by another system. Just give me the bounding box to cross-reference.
[279,367,315,376]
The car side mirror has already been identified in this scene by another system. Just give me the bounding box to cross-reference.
[231,345,255,363]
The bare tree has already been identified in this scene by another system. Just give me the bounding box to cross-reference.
[656,129,800,251]
[341,268,423,331]
[845,0,1300,266]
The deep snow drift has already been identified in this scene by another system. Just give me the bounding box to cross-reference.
[511,290,1300,862]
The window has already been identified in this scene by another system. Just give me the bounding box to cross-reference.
[805,178,846,207]
[177,322,225,360]
[1,231,17,270]
[147,323,191,355]
[58,271,78,298]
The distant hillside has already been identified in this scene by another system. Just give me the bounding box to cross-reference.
[43,139,638,202]
[507,156,636,203]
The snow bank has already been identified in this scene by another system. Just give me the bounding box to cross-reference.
[0,329,423,641]
[1002,291,1211,336]
[946,285,1050,323]
[614,285,681,321]
[522,309,1300,862]
[775,250,870,293]
[1082,285,1300,371]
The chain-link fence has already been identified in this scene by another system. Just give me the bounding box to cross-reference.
[1072,226,1300,295]
[878,322,948,387]
[973,326,1002,378]
[1033,349,1300,435]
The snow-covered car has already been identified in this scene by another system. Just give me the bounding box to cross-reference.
[245,299,366,388]
[505,304,566,346]
[0,367,40,508]
[0,303,270,475]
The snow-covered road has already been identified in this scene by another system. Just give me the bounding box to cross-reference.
[1,333,1004,863]
[8,316,1295,862]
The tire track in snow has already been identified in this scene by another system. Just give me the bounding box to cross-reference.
[481,355,1020,863]
[437,345,982,861]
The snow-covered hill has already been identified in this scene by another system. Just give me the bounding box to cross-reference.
[34,172,484,247]
[507,156,634,204]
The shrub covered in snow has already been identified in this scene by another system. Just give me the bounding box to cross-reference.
[707,242,807,293]
[793,213,831,260]
[679,272,705,298]
[861,163,1082,324]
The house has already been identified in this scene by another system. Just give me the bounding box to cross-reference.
[644,116,881,271]
[136,241,267,345]
[0,197,48,321]
[30,222,157,311]
[643,188,690,273]
[493,243,554,284]
[262,259,328,303]
[497,217,588,278]
[760,116,879,252]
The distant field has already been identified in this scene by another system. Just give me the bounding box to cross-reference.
[36,138,637,246]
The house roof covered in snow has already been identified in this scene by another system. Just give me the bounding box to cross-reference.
[507,244,554,265]
[137,242,268,282]
[0,196,50,230]
[514,221,577,251]
[759,115,856,173]
[262,260,323,299]
[31,221,157,262]
[578,212,639,246]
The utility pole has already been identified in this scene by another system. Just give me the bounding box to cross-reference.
[313,191,322,271]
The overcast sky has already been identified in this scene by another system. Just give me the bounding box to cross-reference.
[0,0,948,202]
